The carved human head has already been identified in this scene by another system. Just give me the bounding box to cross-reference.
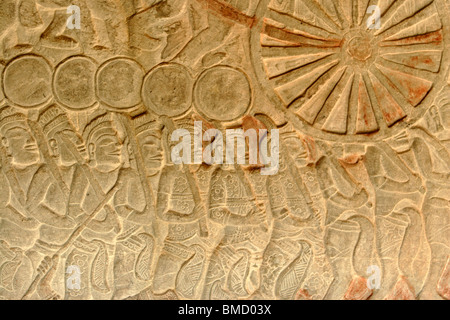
[83,111,123,172]
[0,106,40,166]
[133,112,164,176]
[38,104,87,165]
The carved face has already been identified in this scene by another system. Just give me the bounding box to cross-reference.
[137,133,163,175]
[90,133,122,171]
[3,125,40,166]
[284,137,307,167]
[169,121,207,168]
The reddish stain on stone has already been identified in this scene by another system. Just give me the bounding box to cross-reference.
[408,55,433,67]
[343,276,373,300]
[193,114,215,131]
[340,154,362,165]
[301,136,318,164]
[242,115,267,132]
[370,74,406,126]
[408,84,430,105]
[380,66,432,107]
[295,289,312,300]
[241,115,267,169]
[381,30,443,47]
[385,276,416,300]
[262,23,342,48]
[395,76,431,106]
[195,0,256,28]
[437,257,450,300]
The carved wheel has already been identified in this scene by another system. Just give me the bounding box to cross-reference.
[251,0,449,141]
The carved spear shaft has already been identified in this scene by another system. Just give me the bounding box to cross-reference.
[161,116,209,236]
[21,184,119,300]
[21,131,121,299]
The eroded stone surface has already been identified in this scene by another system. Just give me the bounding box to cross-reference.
[0,0,448,300]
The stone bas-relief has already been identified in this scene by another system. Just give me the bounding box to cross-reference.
[0,0,448,300]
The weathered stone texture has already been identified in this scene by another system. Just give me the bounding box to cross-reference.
[0,0,448,300]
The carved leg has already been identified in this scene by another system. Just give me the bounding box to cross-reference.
[153,241,194,294]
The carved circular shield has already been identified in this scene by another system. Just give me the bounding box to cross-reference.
[142,64,193,117]
[54,56,97,111]
[251,0,448,141]
[3,55,53,108]
[194,66,252,121]
[96,58,144,111]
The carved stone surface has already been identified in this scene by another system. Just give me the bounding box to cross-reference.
[0,0,448,300]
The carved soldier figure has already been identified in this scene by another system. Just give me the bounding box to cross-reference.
[109,112,166,300]
[37,104,88,223]
[310,140,378,299]
[25,104,90,300]
[364,138,424,213]
[64,111,147,300]
[0,170,36,300]
[0,107,41,235]
[387,126,449,300]
[256,123,332,300]
[34,105,154,301]
[203,163,267,300]
[0,105,83,228]
[132,112,164,199]
[363,134,425,299]
[201,119,269,300]
[315,142,369,225]
[0,106,81,299]
[240,116,270,219]
[152,114,209,299]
